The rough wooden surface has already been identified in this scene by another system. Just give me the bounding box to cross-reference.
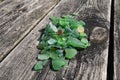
[114,0,120,80]
[0,0,59,61]
[0,0,111,80]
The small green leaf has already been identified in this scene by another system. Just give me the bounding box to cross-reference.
[49,52,58,59]
[49,22,58,32]
[79,32,87,38]
[81,38,88,44]
[81,38,90,47]
[52,58,66,70]
[65,48,77,59]
[44,24,54,34]
[59,19,69,27]
[49,17,60,25]
[34,61,43,71]
[69,21,78,29]
[40,50,47,54]
[67,37,86,48]
[41,34,46,40]
[65,26,72,32]
[37,44,44,49]
[47,38,57,45]
[73,12,78,16]
[78,20,85,26]
[56,50,63,57]
[38,54,49,60]
[71,29,79,38]
[62,15,72,19]
[57,38,66,47]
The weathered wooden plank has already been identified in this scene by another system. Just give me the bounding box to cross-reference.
[114,0,120,80]
[44,0,111,80]
[0,0,81,79]
[0,0,59,61]
[0,0,111,80]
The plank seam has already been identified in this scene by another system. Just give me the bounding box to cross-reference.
[0,0,60,62]
[107,0,114,80]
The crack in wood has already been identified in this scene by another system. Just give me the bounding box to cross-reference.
[107,0,114,80]
[0,0,60,62]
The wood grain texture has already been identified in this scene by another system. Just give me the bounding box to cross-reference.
[114,0,120,80]
[0,0,59,61]
[0,0,111,80]
[0,0,4,3]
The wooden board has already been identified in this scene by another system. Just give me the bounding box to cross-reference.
[0,0,111,80]
[114,0,120,80]
[0,0,59,61]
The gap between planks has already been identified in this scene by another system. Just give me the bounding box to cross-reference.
[107,0,114,80]
[0,0,60,62]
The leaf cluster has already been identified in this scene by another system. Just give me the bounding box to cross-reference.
[34,14,90,71]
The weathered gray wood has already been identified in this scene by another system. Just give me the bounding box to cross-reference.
[0,0,111,80]
[0,0,59,61]
[114,0,120,80]
[0,0,4,3]
[44,0,111,80]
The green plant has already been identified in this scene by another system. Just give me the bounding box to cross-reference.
[33,14,90,71]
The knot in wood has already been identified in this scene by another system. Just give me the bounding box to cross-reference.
[90,27,108,43]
